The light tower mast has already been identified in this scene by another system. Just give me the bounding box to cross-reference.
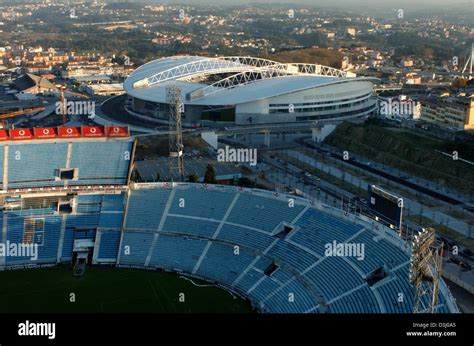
[461,42,474,79]
[409,228,443,313]
[166,85,184,182]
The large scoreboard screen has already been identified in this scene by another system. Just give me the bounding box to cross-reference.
[368,185,403,229]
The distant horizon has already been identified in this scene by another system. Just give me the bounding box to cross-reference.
[6,0,472,10]
[127,0,474,13]
[152,0,472,6]
[10,0,472,5]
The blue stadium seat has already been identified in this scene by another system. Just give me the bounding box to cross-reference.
[118,231,154,266]
[5,212,61,265]
[292,208,363,256]
[347,231,408,274]
[305,256,365,301]
[234,268,265,293]
[328,286,381,313]
[98,231,121,260]
[262,277,317,313]
[8,143,67,187]
[69,141,132,185]
[218,224,274,251]
[149,235,207,272]
[253,257,273,271]
[227,193,305,232]
[124,188,171,230]
[196,242,256,285]
[162,216,218,238]
[267,240,318,272]
[169,189,235,220]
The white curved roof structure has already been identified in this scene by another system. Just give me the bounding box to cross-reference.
[124,56,376,106]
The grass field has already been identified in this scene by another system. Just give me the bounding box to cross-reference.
[0,266,254,313]
[324,122,474,194]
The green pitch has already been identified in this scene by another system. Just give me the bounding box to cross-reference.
[0,265,254,313]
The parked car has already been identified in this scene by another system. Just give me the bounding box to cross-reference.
[460,248,474,261]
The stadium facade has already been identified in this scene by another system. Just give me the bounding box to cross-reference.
[123,56,378,126]
[0,127,458,313]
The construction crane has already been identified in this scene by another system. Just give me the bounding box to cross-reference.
[0,107,46,119]
[0,106,46,129]
[0,80,89,128]
[57,84,89,124]
[60,86,90,99]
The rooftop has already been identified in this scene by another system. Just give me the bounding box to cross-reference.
[124,55,378,106]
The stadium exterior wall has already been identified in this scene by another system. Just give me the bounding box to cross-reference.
[123,56,378,126]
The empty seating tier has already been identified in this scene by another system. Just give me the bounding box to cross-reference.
[1,184,457,314]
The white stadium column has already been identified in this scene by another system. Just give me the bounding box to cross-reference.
[200,131,218,149]
[311,127,322,143]
[0,214,7,266]
[3,145,8,191]
[263,130,271,147]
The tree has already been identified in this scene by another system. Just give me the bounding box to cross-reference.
[238,177,256,188]
[204,164,216,184]
[453,77,467,90]
[188,173,199,183]
[421,47,434,59]
[130,169,141,182]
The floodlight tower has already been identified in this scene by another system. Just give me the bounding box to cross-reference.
[166,85,185,182]
[409,228,443,313]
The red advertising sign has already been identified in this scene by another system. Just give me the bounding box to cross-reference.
[0,126,130,141]
[10,128,33,140]
[105,126,129,137]
[34,127,57,139]
[0,130,9,140]
[82,126,105,137]
[58,126,81,138]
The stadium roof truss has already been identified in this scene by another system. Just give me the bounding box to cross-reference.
[188,67,292,100]
[132,56,353,91]
[188,62,354,100]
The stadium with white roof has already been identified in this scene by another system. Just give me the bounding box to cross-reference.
[123,56,378,126]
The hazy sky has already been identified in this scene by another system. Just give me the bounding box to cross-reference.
[27,0,472,9]
[159,0,472,4]
[20,0,473,13]
[150,0,474,13]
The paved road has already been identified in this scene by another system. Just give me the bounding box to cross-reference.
[284,149,473,238]
[259,153,357,209]
[304,139,473,205]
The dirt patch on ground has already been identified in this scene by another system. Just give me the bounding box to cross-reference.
[135,135,209,160]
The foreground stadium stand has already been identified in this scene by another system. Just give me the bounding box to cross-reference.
[0,151,459,314]
[114,184,458,313]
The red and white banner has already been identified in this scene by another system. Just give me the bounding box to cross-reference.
[0,126,129,141]
[34,127,57,139]
[58,126,81,138]
[82,126,105,137]
[0,130,9,140]
[105,126,129,137]
[10,128,33,140]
